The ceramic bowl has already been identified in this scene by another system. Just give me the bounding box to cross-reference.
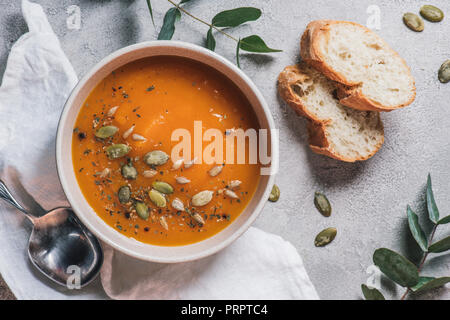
[56,41,278,263]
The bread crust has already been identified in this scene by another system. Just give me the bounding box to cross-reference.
[300,20,416,112]
[277,64,384,162]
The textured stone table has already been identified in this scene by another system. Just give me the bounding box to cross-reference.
[0,0,449,300]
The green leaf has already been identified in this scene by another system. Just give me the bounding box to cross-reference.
[411,276,450,293]
[158,8,181,40]
[373,248,419,287]
[239,35,282,53]
[146,0,155,27]
[206,26,216,51]
[426,174,440,223]
[179,0,193,3]
[212,7,261,28]
[236,38,241,68]
[428,236,450,253]
[407,205,428,252]
[438,215,450,225]
[361,284,385,300]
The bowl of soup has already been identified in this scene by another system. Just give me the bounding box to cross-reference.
[56,41,277,262]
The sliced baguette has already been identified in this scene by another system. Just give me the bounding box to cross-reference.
[300,20,415,112]
[278,63,384,162]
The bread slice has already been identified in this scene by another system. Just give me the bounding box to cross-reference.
[300,20,415,112]
[278,63,384,162]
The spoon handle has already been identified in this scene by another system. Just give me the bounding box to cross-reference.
[0,180,32,217]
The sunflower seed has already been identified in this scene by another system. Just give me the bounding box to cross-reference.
[152,181,174,194]
[192,213,205,226]
[149,189,167,207]
[107,106,119,117]
[420,5,444,22]
[106,144,130,159]
[403,13,424,32]
[132,133,147,142]
[122,125,135,139]
[159,216,169,230]
[208,165,223,177]
[95,125,118,139]
[99,168,110,178]
[268,184,280,202]
[314,192,332,217]
[121,164,138,180]
[176,176,191,184]
[143,170,158,178]
[184,157,197,169]
[229,180,242,189]
[135,202,149,220]
[191,190,213,207]
[171,159,184,170]
[144,150,169,166]
[118,186,131,204]
[314,227,337,247]
[438,60,450,83]
[224,189,239,199]
[171,198,185,211]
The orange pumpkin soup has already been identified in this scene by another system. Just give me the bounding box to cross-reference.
[72,56,261,246]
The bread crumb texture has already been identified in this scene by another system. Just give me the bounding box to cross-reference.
[278,63,384,162]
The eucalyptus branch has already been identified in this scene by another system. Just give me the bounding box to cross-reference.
[146,0,281,67]
[166,0,238,42]
[362,174,450,301]
[400,224,438,300]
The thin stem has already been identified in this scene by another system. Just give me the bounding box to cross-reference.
[400,224,438,300]
[167,0,239,42]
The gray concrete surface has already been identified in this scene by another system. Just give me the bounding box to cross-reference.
[1,0,449,300]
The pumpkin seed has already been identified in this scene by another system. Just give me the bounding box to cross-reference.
[106,144,130,159]
[184,157,197,169]
[144,150,169,166]
[171,198,185,211]
[122,125,135,139]
[438,60,450,83]
[143,169,158,178]
[420,5,444,22]
[159,216,169,230]
[208,165,223,177]
[118,186,131,204]
[152,181,174,194]
[95,125,118,139]
[268,184,280,202]
[149,189,167,207]
[176,176,191,184]
[314,227,337,247]
[403,13,424,32]
[99,168,110,178]
[107,106,119,117]
[192,213,205,226]
[121,164,138,180]
[191,190,213,207]
[132,133,147,142]
[314,192,332,217]
[229,180,242,189]
[172,159,184,170]
[224,189,239,199]
[135,202,149,220]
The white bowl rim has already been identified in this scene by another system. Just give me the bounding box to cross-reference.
[56,40,278,263]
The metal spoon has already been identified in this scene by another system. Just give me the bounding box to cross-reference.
[0,180,103,288]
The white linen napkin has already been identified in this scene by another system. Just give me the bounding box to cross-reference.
[0,0,319,300]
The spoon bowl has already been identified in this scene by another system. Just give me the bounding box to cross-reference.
[0,181,103,288]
